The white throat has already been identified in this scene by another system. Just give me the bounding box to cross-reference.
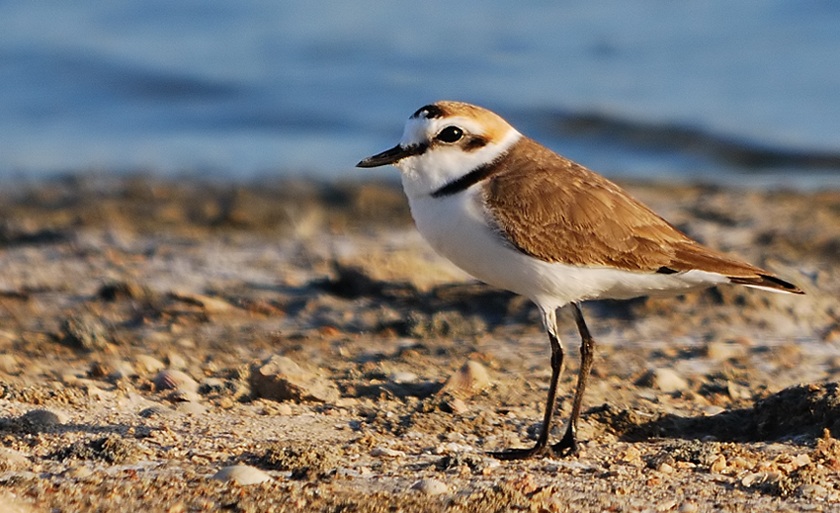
[396,128,522,200]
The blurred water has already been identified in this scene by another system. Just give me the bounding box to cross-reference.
[1,1,839,186]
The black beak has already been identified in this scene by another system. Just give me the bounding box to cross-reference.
[356,143,425,168]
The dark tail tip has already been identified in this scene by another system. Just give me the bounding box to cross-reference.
[730,274,805,294]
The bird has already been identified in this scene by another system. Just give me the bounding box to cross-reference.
[356,101,803,460]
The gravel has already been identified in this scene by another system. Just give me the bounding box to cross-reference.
[0,176,837,512]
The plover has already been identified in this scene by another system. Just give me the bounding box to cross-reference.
[357,101,803,460]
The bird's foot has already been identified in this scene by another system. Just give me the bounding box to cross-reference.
[489,436,582,460]
[550,432,580,458]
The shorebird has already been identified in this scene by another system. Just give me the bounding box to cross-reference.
[357,101,803,459]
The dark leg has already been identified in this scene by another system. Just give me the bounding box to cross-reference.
[490,307,565,460]
[551,303,596,456]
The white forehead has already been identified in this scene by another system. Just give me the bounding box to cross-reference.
[399,115,493,147]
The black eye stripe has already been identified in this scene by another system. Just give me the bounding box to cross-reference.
[463,136,488,151]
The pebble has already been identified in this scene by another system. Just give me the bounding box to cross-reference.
[175,401,207,415]
[441,360,491,399]
[705,341,747,361]
[638,368,689,393]
[703,405,726,416]
[64,465,94,479]
[740,471,766,487]
[154,369,199,394]
[249,355,339,403]
[798,484,828,499]
[0,353,20,374]
[371,447,406,458]
[389,371,419,383]
[0,492,36,513]
[657,462,674,474]
[709,455,727,473]
[107,359,137,380]
[85,383,114,400]
[212,465,272,485]
[275,403,294,416]
[199,377,226,394]
[679,502,699,513]
[139,405,174,418]
[60,313,109,351]
[134,355,166,375]
[165,352,188,371]
[441,397,468,414]
[168,390,202,403]
[170,291,237,314]
[20,408,68,429]
[0,448,29,471]
[410,478,448,495]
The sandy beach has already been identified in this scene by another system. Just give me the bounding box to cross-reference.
[0,176,838,512]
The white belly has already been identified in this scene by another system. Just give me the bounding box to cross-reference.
[405,187,726,311]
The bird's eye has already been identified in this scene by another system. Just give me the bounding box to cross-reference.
[436,126,463,143]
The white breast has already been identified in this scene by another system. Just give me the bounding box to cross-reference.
[404,186,728,311]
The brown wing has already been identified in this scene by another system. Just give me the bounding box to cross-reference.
[483,137,802,293]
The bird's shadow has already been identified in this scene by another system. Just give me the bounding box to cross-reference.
[588,382,840,445]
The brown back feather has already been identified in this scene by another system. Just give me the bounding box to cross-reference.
[483,137,802,294]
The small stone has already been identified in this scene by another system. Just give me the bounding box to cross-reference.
[823,324,840,343]
[170,291,236,314]
[371,447,406,458]
[0,491,36,513]
[679,502,699,513]
[441,397,468,414]
[139,405,174,418]
[212,464,272,485]
[249,355,339,403]
[176,337,196,349]
[706,341,747,361]
[88,361,112,379]
[740,471,765,487]
[275,403,293,416]
[199,377,226,395]
[618,446,643,465]
[134,355,166,375]
[165,352,188,370]
[175,401,207,415]
[656,499,677,512]
[657,462,674,474]
[20,408,68,429]
[703,405,725,416]
[108,359,136,380]
[0,448,29,471]
[154,369,199,394]
[0,353,20,374]
[726,381,751,400]
[390,371,418,384]
[410,478,448,495]
[60,313,109,351]
[798,483,828,499]
[792,453,811,467]
[441,360,491,399]
[64,465,94,479]
[85,383,114,400]
[709,455,726,473]
[169,389,202,403]
[637,368,689,393]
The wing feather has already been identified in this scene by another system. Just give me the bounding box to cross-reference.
[483,137,802,294]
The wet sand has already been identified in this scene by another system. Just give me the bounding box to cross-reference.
[0,176,838,512]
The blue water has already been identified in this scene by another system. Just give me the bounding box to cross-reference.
[2,1,839,186]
